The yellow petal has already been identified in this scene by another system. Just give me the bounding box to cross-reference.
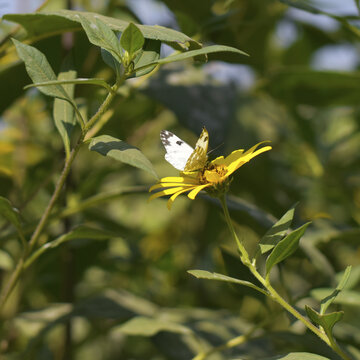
[167,187,197,210]
[149,186,187,202]
[226,145,272,175]
[187,184,211,199]
[210,155,226,166]
[159,176,199,184]
[149,182,196,192]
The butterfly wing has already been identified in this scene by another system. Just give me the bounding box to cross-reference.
[184,127,209,172]
[160,130,194,171]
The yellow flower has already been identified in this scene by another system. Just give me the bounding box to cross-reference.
[149,141,271,210]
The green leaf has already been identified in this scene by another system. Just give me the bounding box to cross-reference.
[265,352,331,360]
[120,23,145,57]
[132,39,161,78]
[114,316,192,336]
[24,225,113,268]
[320,266,352,315]
[89,135,158,179]
[24,78,113,92]
[12,39,71,101]
[135,44,248,73]
[266,222,311,275]
[0,196,22,233]
[101,49,122,74]
[259,203,297,254]
[305,305,343,339]
[53,70,77,160]
[188,270,268,295]
[310,289,360,307]
[335,265,360,290]
[77,14,123,64]
[4,10,201,50]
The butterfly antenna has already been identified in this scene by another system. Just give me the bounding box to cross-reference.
[207,143,224,155]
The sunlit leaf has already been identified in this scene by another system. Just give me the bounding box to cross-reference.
[4,10,201,50]
[188,269,268,295]
[12,39,71,101]
[266,222,311,275]
[77,14,122,64]
[120,23,145,56]
[89,135,158,179]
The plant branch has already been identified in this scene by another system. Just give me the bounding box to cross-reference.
[0,79,123,312]
[219,195,352,360]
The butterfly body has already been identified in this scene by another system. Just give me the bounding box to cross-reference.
[160,127,209,172]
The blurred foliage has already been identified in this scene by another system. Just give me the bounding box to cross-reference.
[0,0,360,359]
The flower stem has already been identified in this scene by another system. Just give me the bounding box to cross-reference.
[219,195,352,360]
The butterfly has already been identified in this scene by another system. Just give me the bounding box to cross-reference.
[160,127,209,172]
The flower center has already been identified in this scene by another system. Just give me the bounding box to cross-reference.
[200,164,228,184]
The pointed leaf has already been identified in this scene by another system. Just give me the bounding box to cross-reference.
[320,266,351,315]
[305,305,343,339]
[259,204,297,254]
[188,270,268,295]
[266,222,311,275]
[120,23,145,57]
[265,352,331,360]
[132,39,161,78]
[0,196,22,232]
[53,70,77,159]
[115,316,191,336]
[89,135,158,179]
[77,14,122,64]
[12,39,71,101]
[135,44,248,73]
[335,264,360,290]
[4,10,201,51]
[311,288,360,307]
[24,225,113,268]
[24,78,113,92]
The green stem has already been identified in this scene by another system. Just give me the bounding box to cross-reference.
[0,80,122,312]
[219,195,352,360]
[84,81,121,132]
[219,196,250,265]
[27,142,81,253]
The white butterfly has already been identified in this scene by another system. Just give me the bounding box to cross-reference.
[160,127,209,172]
